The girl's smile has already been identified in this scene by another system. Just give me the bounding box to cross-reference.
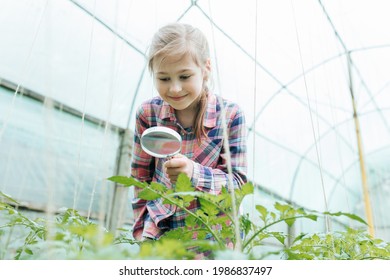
[169,94,188,102]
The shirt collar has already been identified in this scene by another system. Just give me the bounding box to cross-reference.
[158,93,218,128]
[159,100,175,121]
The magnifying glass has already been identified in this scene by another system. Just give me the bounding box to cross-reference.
[140,126,182,158]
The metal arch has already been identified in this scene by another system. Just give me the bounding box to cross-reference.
[289,108,390,203]
[317,0,390,133]
[197,2,364,156]
[326,144,390,210]
[247,127,351,191]
[68,0,146,58]
[288,116,358,201]
[126,64,147,129]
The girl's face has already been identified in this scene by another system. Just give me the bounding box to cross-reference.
[153,53,209,113]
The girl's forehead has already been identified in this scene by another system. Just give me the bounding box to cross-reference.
[153,53,200,74]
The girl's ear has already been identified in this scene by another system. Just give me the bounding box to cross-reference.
[203,58,211,80]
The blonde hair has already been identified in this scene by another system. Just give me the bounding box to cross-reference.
[148,23,210,141]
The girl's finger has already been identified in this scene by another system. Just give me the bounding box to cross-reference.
[168,175,178,183]
[165,167,182,176]
[165,158,185,168]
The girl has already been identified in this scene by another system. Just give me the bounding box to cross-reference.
[131,23,247,243]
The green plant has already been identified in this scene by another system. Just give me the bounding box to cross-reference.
[107,174,390,260]
[285,228,390,260]
[0,191,128,260]
[1,176,390,260]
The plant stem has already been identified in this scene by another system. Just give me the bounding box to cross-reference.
[243,215,316,250]
[151,187,226,248]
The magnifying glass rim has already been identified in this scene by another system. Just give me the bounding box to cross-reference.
[140,126,182,158]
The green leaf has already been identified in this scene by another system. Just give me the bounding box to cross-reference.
[285,217,296,227]
[181,195,195,204]
[293,233,307,243]
[150,182,168,192]
[196,230,207,240]
[306,214,318,221]
[107,176,147,188]
[161,228,185,239]
[270,232,285,245]
[286,251,315,260]
[220,226,233,239]
[256,205,268,221]
[312,234,320,243]
[235,183,254,208]
[138,188,161,200]
[139,242,153,257]
[274,202,290,214]
[162,196,182,206]
[241,182,254,196]
[240,214,252,235]
[199,197,219,216]
[24,248,33,255]
[325,211,367,225]
[185,215,199,227]
[175,173,194,192]
[0,191,20,205]
[170,191,196,204]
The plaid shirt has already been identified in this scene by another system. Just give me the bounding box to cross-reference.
[131,92,247,240]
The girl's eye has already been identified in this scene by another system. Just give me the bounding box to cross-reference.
[180,75,191,80]
[158,77,170,82]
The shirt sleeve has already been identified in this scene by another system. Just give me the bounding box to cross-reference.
[191,105,247,195]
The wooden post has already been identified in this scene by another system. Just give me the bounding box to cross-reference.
[347,52,375,237]
[107,128,133,234]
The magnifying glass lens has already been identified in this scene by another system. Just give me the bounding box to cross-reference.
[140,127,182,158]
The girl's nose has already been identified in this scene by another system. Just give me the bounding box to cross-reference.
[170,81,182,93]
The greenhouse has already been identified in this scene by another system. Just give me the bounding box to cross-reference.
[1,0,390,261]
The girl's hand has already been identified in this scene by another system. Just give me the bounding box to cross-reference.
[164,154,194,184]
